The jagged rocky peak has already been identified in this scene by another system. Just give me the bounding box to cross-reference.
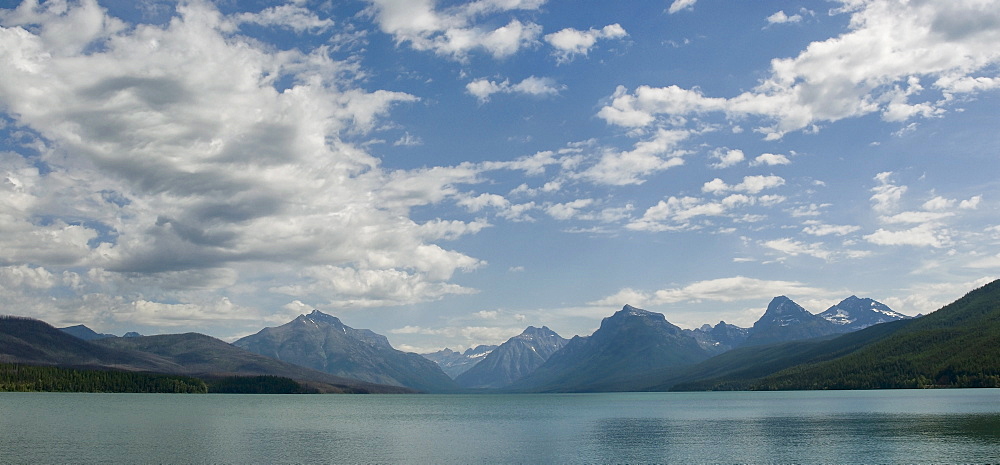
[299,309,344,327]
[755,296,812,326]
[607,305,669,323]
[620,304,657,317]
[516,326,558,340]
[819,295,910,330]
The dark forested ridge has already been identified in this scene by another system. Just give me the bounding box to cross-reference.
[0,363,207,393]
[747,280,1000,390]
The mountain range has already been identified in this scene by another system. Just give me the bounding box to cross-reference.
[4,283,997,393]
[422,345,497,378]
[0,316,412,393]
[508,305,712,392]
[454,326,567,389]
[232,310,458,392]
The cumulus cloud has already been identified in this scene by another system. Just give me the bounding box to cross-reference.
[0,1,489,330]
[576,128,689,185]
[702,175,785,195]
[762,238,833,261]
[591,276,830,308]
[545,198,595,220]
[364,0,543,60]
[710,148,745,169]
[234,4,335,32]
[870,172,907,214]
[864,223,952,248]
[766,10,802,25]
[750,153,791,166]
[598,0,1000,139]
[544,23,627,64]
[802,222,861,236]
[667,0,697,14]
[466,75,564,103]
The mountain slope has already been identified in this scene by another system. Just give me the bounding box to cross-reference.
[59,324,117,341]
[233,310,459,392]
[742,296,842,346]
[655,319,911,391]
[454,326,567,389]
[1,316,407,393]
[0,316,181,372]
[510,305,711,392]
[819,295,911,331]
[94,333,411,393]
[422,345,497,378]
[687,321,750,354]
[753,280,1000,389]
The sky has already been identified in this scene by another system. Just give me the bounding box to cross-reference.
[1,0,999,353]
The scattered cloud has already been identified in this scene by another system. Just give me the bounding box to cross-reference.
[766,10,802,25]
[710,148,745,169]
[363,0,544,60]
[667,0,697,14]
[544,23,627,64]
[598,0,1000,138]
[466,75,564,103]
[591,276,831,308]
[750,153,791,166]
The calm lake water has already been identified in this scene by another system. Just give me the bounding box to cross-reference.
[1,389,998,464]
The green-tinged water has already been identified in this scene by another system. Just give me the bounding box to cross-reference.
[1,389,998,464]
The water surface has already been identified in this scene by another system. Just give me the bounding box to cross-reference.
[1,389,998,463]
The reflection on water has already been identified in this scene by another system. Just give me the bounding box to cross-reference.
[1,390,998,463]
[585,413,1000,464]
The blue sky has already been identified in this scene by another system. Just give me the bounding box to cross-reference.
[1,0,999,352]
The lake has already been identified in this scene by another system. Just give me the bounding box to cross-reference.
[1,389,998,463]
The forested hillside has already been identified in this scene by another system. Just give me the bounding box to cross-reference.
[749,280,1000,389]
[0,363,207,393]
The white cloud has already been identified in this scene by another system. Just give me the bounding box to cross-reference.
[393,132,423,146]
[763,238,832,261]
[591,276,829,307]
[544,23,627,64]
[870,171,907,214]
[667,0,697,14]
[922,195,955,211]
[802,223,861,236]
[598,0,1000,138]
[702,175,785,195]
[234,4,335,33]
[467,75,564,103]
[711,148,745,169]
[0,1,492,328]
[751,153,791,166]
[626,196,727,232]
[923,194,982,211]
[766,10,802,25]
[364,0,543,60]
[577,128,689,185]
[864,223,951,248]
[545,198,595,220]
[960,195,982,209]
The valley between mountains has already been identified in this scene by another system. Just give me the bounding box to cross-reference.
[3,281,1000,393]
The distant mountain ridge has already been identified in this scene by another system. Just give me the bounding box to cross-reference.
[422,345,497,378]
[58,324,117,341]
[233,309,459,392]
[510,305,711,392]
[0,316,412,393]
[4,290,937,394]
[454,326,567,389]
